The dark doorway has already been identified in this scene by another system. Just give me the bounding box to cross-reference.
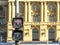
[32,28,39,41]
[48,28,55,41]
[0,31,7,42]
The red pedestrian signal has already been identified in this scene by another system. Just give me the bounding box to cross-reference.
[12,17,23,28]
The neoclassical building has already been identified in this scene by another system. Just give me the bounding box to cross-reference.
[0,0,60,42]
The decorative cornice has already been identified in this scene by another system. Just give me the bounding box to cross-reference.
[8,0,60,2]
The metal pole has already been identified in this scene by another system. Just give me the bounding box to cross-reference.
[15,41,19,45]
[15,0,19,18]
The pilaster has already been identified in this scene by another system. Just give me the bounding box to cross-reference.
[28,2,31,22]
[41,2,43,22]
[25,2,27,22]
[7,2,12,42]
[57,2,59,22]
[12,2,15,18]
[44,2,47,22]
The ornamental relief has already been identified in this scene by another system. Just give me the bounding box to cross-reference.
[47,2,57,15]
[47,3,57,12]
[31,3,40,12]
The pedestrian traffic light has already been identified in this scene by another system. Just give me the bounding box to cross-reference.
[12,17,23,28]
[12,30,23,41]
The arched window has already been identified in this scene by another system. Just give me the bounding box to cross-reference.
[47,3,57,22]
[48,28,55,41]
[32,28,39,41]
[31,3,40,22]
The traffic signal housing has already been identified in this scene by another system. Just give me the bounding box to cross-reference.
[12,30,23,41]
[12,17,23,28]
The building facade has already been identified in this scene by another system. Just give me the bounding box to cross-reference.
[0,0,60,42]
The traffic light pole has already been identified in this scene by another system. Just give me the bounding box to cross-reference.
[15,0,19,18]
[15,0,19,45]
[12,0,23,45]
[15,41,19,45]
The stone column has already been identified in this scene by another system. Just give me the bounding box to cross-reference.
[7,2,12,42]
[8,2,12,22]
[28,2,31,22]
[57,2,59,22]
[41,2,43,22]
[12,2,15,18]
[25,2,27,22]
[56,2,59,41]
[44,2,47,22]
